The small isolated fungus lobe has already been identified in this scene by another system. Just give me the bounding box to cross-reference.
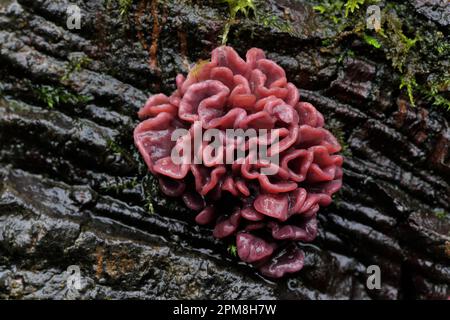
[134,46,343,278]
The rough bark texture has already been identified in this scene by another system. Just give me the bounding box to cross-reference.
[0,0,449,299]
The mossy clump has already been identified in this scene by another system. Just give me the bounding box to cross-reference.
[104,0,133,17]
[326,119,352,157]
[227,244,238,257]
[61,55,93,82]
[313,0,450,111]
[219,0,295,45]
[344,0,366,17]
[100,177,139,194]
[141,173,190,215]
[362,34,381,49]
[106,139,137,166]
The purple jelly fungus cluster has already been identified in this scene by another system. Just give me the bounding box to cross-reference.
[134,46,343,278]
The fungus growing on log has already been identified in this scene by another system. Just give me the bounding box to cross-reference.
[134,46,343,278]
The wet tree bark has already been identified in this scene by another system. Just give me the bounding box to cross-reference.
[0,0,448,299]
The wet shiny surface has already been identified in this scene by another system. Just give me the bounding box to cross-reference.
[0,0,448,299]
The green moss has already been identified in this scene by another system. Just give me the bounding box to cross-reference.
[106,139,137,166]
[146,195,155,214]
[428,95,450,111]
[399,73,418,107]
[434,209,448,220]
[219,0,295,44]
[220,0,256,44]
[314,0,449,112]
[227,244,237,256]
[321,38,334,47]
[363,34,381,49]
[139,174,159,215]
[107,139,125,155]
[313,0,345,25]
[364,10,421,106]
[100,177,139,194]
[420,77,450,111]
[141,173,188,215]
[34,85,92,109]
[119,0,133,16]
[255,10,295,35]
[104,0,133,17]
[326,119,352,157]
[344,0,366,17]
[313,5,326,14]
[383,11,420,72]
[435,32,450,55]
[61,56,92,82]
[332,190,343,209]
[223,0,256,18]
[312,0,376,25]
[337,49,355,64]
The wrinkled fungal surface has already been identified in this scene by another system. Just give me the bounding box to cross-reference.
[134,46,343,278]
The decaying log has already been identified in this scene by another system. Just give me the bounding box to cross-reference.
[0,0,448,299]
